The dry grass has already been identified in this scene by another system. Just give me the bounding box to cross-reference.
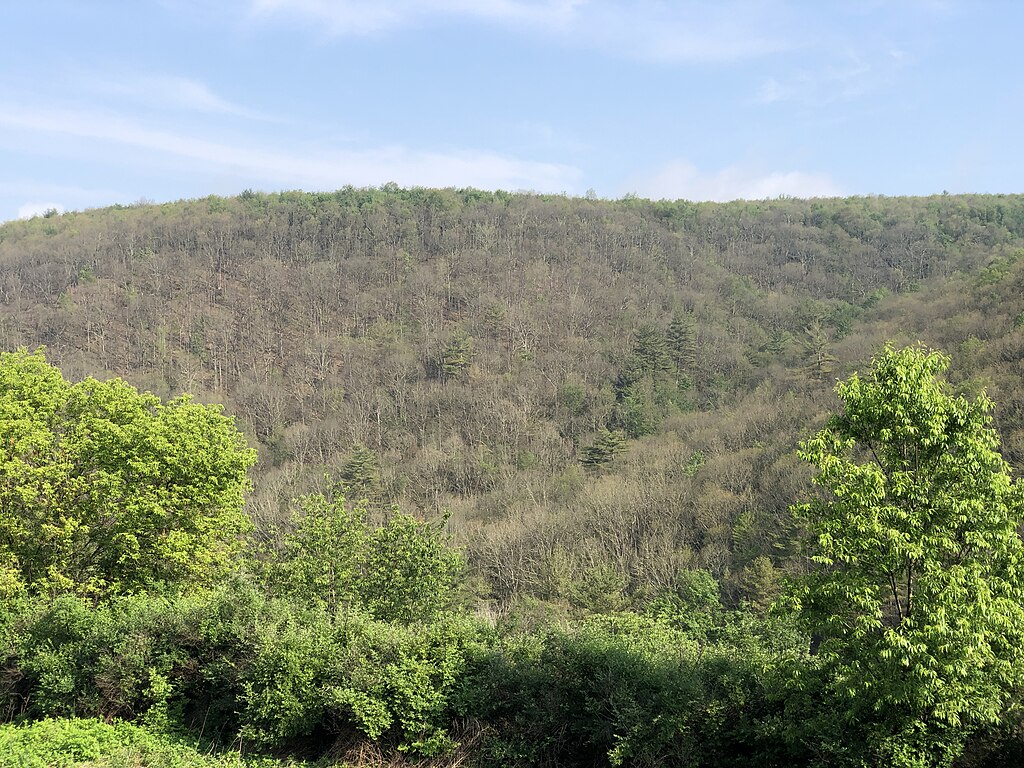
[320,722,485,768]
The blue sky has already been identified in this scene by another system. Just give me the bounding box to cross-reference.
[2,1,1021,220]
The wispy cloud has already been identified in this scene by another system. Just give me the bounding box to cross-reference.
[631,160,843,201]
[0,103,581,193]
[753,53,878,105]
[248,0,793,63]
[87,74,270,119]
[250,0,583,34]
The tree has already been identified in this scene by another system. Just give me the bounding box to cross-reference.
[579,428,627,468]
[799,321,837,381]
[666,311,696,372]
[436,331,473,381]
[339,442,380,498]
[0,348,256,599]
[275,491,368,613]
[360,512,464,623]
[630,323,673,374]
[273,490,464,623]
[789,344,1024,765]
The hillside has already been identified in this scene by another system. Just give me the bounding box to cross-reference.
[2,188,1023,608]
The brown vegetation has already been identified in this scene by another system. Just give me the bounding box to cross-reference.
[2,188,1023,608]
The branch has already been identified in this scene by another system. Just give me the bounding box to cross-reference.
[888,571,904,623]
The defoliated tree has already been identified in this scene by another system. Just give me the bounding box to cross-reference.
[789,344,1024,765]
[0,349,256,599]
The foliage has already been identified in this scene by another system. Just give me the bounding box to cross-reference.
[666,311,697,372]
[5,190,1024,607]
[0,582,485,760]
[435,331,474,381]
[0,717,276,768]
[0,349,255,599]
[272,491,464,623]
[579,428,627,468]
[465,610,805,768]
[789,344,1024,766]
[322,615,485,757]
[273,492,368,614]
[6,190,1024,765]
[360,513,465,623]
[338,443,379,498]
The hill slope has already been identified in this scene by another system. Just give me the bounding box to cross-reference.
[3,189,1023,606]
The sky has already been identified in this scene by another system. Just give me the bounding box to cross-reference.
[2,0,1022,221]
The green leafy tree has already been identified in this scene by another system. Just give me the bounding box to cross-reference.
[789,344,1024,765]
[361,513,464,623]
[0,348,255,599]
[273,490,463,623]
[275,492,368,613]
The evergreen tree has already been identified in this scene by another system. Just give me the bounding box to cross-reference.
[339,442,379,498]
[666,312,697,371]
[631,323,673,374]
[437,331,474,381]
[799,321,837,380]
[579,428,627,468]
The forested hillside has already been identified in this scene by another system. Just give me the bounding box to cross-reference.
[2,189,1024,611]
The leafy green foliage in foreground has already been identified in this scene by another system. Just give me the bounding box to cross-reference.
[4,347,1024,767]
[789,345,1024,766]
[0,348,255,600]
[272,491,464,623]
[0,717,289,768]
[0,582,485,758]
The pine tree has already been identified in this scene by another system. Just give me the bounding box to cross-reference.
[631,322,673,374]
[437,331,473,381]
[579,428,627,468]
[339,442,379,498]
[666,312,696,371]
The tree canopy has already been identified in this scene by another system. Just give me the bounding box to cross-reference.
[0,348,256,599]
[791,344,1024,764]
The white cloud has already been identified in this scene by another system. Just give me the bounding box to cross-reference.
[755,77,786,104]
[632,160,843,202]
[88,75,268,119]
[0,104,581,193]
[17,202,65,219]
[753,54,876,106]
[250,0,583,33]
[248,0,793,63]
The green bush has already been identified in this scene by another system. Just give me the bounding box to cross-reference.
[4,593,194,724]
[0,717,275,768]
[464,611,806,768]
[271,491,464,623]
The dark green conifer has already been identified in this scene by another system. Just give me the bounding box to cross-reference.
[666,312,696,371]
[339,442,379,497]
[579,428,627,468]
